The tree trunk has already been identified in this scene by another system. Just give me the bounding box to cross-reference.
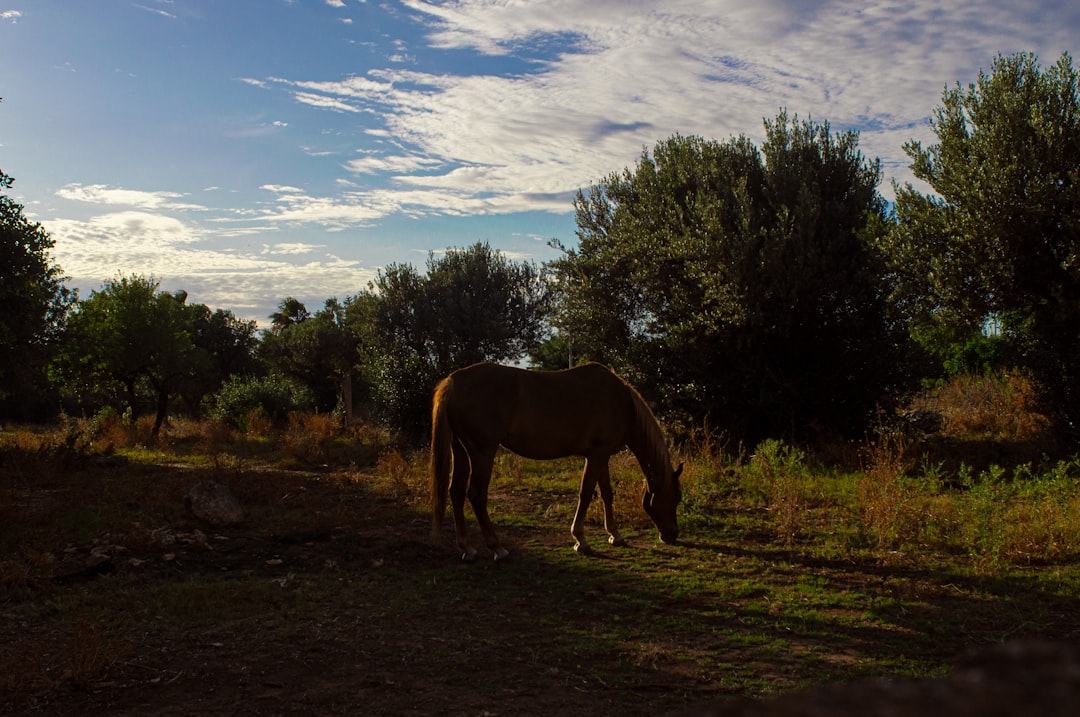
[341,373,353,427]
[124,378,138,425]
[152,387,168,440]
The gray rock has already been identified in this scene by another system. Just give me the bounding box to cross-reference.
[185,480,245,527]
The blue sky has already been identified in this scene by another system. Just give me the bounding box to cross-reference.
[2,1,1078,326]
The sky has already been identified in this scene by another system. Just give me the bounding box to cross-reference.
[2,1,1079,327]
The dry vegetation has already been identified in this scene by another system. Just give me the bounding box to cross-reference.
[2,375,1080,715]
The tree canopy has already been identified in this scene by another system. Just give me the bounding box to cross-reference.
[52,275,255,438]
[551,113,908,441]
[366,241,551,436]
[0,168,75,418]
[886,51,1080,425]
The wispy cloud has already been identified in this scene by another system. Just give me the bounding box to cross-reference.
[266,0,1079,210]
[134,3,177,20]
[1,10,22,23]
[57,184,206,211]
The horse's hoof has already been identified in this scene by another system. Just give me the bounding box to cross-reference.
[573,542,593,555]
[609,535,627,547]
[461,547,478,561]
[493,547,510,561]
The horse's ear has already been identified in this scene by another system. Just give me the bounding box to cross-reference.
[673,463,683,479]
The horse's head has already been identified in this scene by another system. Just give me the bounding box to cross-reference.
[642,462,683,544]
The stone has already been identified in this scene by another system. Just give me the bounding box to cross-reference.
[184,480,245,527]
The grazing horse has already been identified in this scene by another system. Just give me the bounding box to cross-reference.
[430,362,682,559]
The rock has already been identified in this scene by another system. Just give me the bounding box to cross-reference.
[184,480,245,527]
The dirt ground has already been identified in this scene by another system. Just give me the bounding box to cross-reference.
[3,467,716,716]
[4,460,1080,716]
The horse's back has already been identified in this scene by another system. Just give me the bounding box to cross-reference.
[440,362,632,459]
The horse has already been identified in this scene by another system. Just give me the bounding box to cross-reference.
[430,361,682,559]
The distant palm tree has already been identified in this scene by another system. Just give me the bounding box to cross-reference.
[269,296,310,332]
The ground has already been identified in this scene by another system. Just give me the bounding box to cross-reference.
[3,452,1080,716]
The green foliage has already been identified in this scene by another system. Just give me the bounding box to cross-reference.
[0,169,75,418]
[51,275,254,438]
[886,52,1080,427]
[209,373,316,425]
[259,297,365,414]
[366,346,440,439]
[552,115,909,442]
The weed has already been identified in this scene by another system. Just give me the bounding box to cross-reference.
[746,439,809,545]
[856,435,924,551]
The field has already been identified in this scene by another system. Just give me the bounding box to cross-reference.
[3,400,1080,716]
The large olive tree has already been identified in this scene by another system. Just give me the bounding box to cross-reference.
[551,114,908,442]
[886,52,1080,426]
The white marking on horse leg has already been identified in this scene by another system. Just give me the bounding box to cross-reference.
[608,531,627,547]
[494,547,510,560]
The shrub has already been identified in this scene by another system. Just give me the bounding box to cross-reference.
[209,374,315,426]
[914,372,1050,441]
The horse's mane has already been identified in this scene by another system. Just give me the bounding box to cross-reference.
[621,375,674,492]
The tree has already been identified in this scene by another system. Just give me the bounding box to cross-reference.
[269,296,310,331]
[53,275,199,439]
[367,241,551,436]
[551,115,907,442]
[178,305,258,416]
[886,52,1080,425]
[259,297,364,418]
[0,168,75,418]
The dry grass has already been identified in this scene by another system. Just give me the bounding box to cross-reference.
[913,372,1051,440]
[856,436,925,550]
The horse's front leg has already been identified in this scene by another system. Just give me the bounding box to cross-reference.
[571,459,601,553]
[595,460,626,547]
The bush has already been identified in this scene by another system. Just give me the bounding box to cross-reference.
[209,374,315,426]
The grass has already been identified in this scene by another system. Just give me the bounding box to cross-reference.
[2,375,1080,713]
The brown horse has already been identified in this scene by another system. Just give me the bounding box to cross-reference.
[430,362,682,559]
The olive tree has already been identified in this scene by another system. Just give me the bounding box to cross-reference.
[886,52,1080,426]
[551,114,908,441]
[52,276,251,438]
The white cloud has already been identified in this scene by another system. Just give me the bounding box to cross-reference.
[262,242,326,255]
[344,154,443,174]
[266,0,1079,217]
[57,183,205,211]
[45,211,374,325]
[1,10,22,22]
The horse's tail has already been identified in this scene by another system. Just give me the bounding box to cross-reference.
[430,377,453,543]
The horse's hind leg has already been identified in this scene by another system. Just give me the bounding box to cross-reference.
[571,458,601,553]
[465,449,509,560]
[595,460,626,547]
[449,439,477,560]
